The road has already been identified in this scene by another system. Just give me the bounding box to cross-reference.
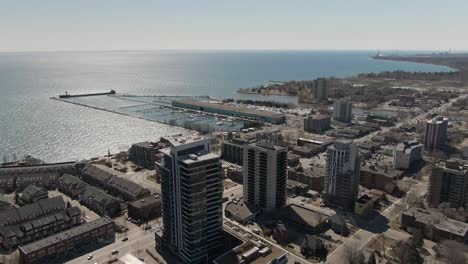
[223,218,312,264]
[325,172,428,264]
[67,220,163,264]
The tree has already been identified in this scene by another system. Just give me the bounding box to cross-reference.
[441,240,467,264]
[366,252,376,264]
[342,243,365,264]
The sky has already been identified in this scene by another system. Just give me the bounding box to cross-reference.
[0,0,467,52]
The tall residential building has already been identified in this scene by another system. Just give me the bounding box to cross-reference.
[156,135,223,264]
[393,140,423,169]
[333,99,353,123]
[424,116,448,151]
[243,141,287,210]
[312,78,328,102]
[324,141,360,210]
[427,159,468,209]
[304,115,331,134]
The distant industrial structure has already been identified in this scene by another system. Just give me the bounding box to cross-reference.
[243,141,287,210]
[156,135,224,264]
[324,141,360,210]
[333,99,353,123]
[424,116,448,151]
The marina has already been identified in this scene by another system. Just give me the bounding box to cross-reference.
[52,93,262,133]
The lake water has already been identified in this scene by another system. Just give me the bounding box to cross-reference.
[0,50,451,162]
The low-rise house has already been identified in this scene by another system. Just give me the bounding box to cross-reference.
[19,185,48,204]
[280,204,330,234]
[19,217,115,264]
[81,164,150,201]
[224,198,258,225]
[401,207,468,244]
[0,197,81,250]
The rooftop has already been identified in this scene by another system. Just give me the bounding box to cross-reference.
[161,134,210,148]
[213,240,287,264]
[19,217,114,254]
[174,99,285,119]
[128,194,161,209]
[225,199,257,221]
[281,204,330,227]
[361,164,402,178]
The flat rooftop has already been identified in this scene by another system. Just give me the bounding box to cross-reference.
[174,99,285,119]
[214,241,287,264]
[161,134,210,147]
[19,217,113,254]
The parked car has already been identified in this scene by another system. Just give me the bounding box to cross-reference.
[122,237,128,242]
[111,250,119,255]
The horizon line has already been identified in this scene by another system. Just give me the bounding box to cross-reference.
[0,48,467,54]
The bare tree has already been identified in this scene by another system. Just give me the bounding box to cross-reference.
[342,243,365,264]
[441,240,467,264]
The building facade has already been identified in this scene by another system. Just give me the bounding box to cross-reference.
[333,99,353,123]
[424,116,448,151]
[243,141,287,210]
[312,78,328,102]
[324,141,360,210]
[304,115,331,134]
[393,140,423,169]
[427,159,468,209]
[156,136,224,264]
[129,141,166,170]
[19,217,115,264]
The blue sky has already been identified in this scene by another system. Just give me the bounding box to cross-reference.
[1,0,467,51]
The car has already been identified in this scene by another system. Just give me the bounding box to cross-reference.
[287,244,294,248]
[122,237,128,242]
[252,229,260,235]
[144,225,151,230]
[111,250,119,255]
[87,255,93,260]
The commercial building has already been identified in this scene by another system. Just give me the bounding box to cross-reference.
[427,159,468,209]
[297,137,334,150]
[243,141,287,210]
[213,239,288,264]
[81,164,150,201]
[0,197,81,250]
[354,194,377,219]
[156,135,224,264]
[172,99,286,124]
[312,78,328,102]
[58,174,121,217]
[288,165,325,193]
[127,194,161,221]
[401,207,468,244]
[324,141,360,210]
[333,99,353,123]
[18,217,115,264]
[360,164,402,193]
[304,115,331,134]
[393,140,423,169]
[424,116,448,151]
[129,141,167,170]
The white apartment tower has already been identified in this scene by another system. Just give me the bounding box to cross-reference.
[156,135,223,264]
[243,141,287,210]
[324,140,360,210]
